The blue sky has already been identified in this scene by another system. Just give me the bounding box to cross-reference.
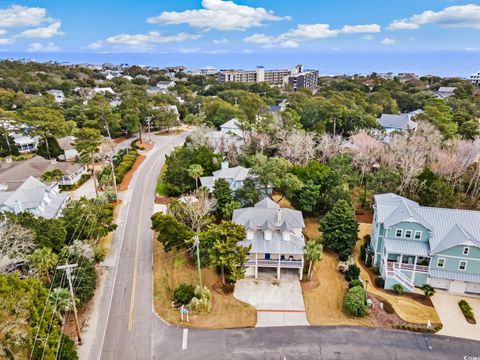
[0,0,480,54]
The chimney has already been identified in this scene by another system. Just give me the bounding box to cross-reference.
[221,161,229,170]
[277,208,282,223]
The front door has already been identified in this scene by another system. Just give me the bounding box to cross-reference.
[265,253,271,260]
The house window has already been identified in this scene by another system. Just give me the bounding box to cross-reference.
[414,231,422,240]
[463,247,470,255]
[437,258,445,268]
[395,229,403,238]
[458,261,467,271]
[405,230,413,239]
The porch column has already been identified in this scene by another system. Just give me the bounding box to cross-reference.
[255,253,258,279]
[412,255,418,282]
[299,257,304,280]
[399,254,403,270]
[277,255,281,280]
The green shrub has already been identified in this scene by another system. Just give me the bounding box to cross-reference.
[360,245,366,263]
[383,299,395,314]
[344,285,367,317]
[363,234,371,245]
[344,264,360,281]
[459,300,476,323]
[392,284,404,295]
[188,286,212,314]
[94,245,108,262]
[348,279,363,289]
[374,276,385,288]
[173,283,195,306]
[339,250,350,262]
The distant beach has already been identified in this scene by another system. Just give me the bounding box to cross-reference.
[1,50,479,78]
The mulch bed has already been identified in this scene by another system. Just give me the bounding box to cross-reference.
[117,155,146,191]
[355,209,374,223]
[154,196,170,204]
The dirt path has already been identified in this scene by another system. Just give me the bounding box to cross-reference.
[355,223,441,325]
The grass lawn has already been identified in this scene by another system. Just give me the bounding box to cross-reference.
[155,164,168,196]
[152,238,256,328]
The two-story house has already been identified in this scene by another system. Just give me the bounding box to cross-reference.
[200,162,251,192]
[371,193,480,294]
[232,198,305,280]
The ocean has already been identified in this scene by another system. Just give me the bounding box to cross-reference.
[1,51,479,78]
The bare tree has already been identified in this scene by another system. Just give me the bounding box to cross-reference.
[0,219,35,272]
[278,129,316,165]
[169,191,216,233]
[187,126,215,150]
[348,131,384,181]
[316,133,344,163]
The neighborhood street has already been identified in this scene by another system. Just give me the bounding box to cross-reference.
[90,132,480,360]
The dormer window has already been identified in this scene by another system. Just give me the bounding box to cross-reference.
[404,230,412,239]
[395,229,403,238]
[463,247,470,256]
[414,231,422,240]
[264,230,272,241]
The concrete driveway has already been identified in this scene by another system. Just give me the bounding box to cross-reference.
[234,269,309,327]
[431,291,480,341]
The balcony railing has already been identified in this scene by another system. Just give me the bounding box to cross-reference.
[246,259,303,269]
[390,262,429,273]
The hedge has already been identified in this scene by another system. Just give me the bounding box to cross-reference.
[459,300,476,324]
[344,285,367,317]
[114,149,138,183]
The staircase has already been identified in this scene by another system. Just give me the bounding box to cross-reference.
[385,261,414,291]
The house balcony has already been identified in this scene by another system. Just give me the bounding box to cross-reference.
[387,261,429,273]
[246,258,303,269]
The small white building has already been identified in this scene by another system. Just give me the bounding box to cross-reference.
[57,136,79,161]
[155,81,176,93]
[12,133,40,153]
[46,89,65,103]
[436,87,457,99]
[94,87,116,95]
[209,118,244,153]
[200,162,251,192]
[470,71,480,87]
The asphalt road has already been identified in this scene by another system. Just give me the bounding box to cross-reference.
[90,131,480,360]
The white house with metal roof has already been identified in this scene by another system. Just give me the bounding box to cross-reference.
[0,176,69,219]
[371,193,480,294]
[377,113,418,134]
[200,162,251,192]
[232,198,305,280]
[209,118,245,153]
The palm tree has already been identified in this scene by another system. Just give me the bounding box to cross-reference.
[420,284,436,302]
[188,164,204,191]
[30,247,58,284]
[49,287,74,323]
[304,241,323,281]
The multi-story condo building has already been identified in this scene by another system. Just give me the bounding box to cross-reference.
[470,71,480,87]
[370,193,480,295]
[286,65,319,92]
[218,66,306,87]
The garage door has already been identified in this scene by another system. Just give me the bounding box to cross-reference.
[428,277,450,290]
[466,282,480,294]
[449,280,466,294]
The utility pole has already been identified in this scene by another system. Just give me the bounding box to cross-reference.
[333,116,337,136]
[194,235,202,288]
[146,117,152,144]
[57,264,82,344]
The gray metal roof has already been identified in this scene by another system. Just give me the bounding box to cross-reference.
[200,166,251,191]
[375,193,480,254]
[430,269,480,283]
[384,238,430,257]
[220,118,241,130]
[233,199,305,255]
[377,114,417,130]
[239,231,304,255]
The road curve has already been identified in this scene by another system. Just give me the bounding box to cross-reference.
[90,131,480,360]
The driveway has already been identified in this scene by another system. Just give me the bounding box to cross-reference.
[431,291,480,341]
[234,268,309,327]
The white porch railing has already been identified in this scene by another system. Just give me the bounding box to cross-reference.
[384,260,414,290]
[246,259,303,269]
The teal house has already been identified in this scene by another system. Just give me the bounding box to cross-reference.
[371,193,480,295]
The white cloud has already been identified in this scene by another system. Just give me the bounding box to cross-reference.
[87,41,103,50]
[388,4,480,30]
[0,5,51,28]
[0,30,6,36]
[18,21,64,38]
[362,34,375,41]
[465,47,478,51]
[213,38,229,44]
[0,38,15,45]
[147,0,290,31]
[105,31,200,47]
[27,42,60,52]
[381,37,396,45]
[244,22,380,48]
[179,48,200,54]
[341,24,381,33]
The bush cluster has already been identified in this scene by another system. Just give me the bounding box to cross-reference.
[348,279,363,289]
[115,149,138,183]
[459,300,476,323]
[393,324,442,333]
[189,286,213,314]
[344,285,367,317]
[344,264,360,282]
[375,276,385,288]
[173,283,195,306]
[392,284,404,295]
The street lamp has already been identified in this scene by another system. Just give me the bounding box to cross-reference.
[365,279,369,305]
